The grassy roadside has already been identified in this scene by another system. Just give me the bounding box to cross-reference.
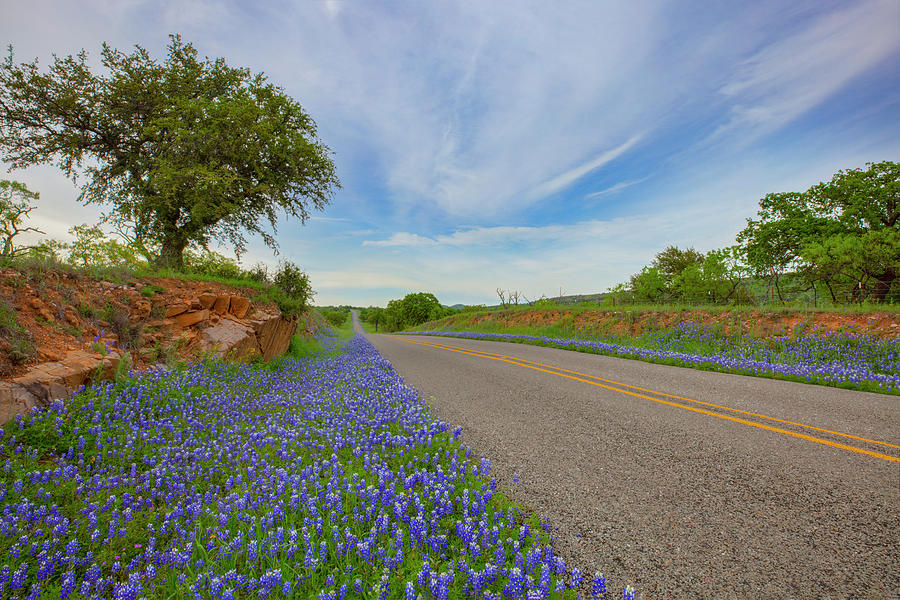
[399,328,900,395]
[426,301,900,321]
[283,310,356,360]
[357,319,379,334]
[6,256,310,318]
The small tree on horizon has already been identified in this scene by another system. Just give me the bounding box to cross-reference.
[0,179,43,260]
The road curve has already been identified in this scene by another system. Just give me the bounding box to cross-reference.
[352,312,900,598]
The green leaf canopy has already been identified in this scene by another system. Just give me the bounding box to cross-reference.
[0,35,340,269]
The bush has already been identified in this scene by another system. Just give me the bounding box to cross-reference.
[102,303,143,350]
[246,263,270,284]
[323,310,348,327]
[184,250,243,280]
[272,261,314,316]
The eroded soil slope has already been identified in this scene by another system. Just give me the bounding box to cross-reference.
[424,307,900,339]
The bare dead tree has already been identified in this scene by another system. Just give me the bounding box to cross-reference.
[509,290,521,306]
[496,288,507,308]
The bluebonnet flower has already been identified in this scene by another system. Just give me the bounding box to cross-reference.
[402,328,900,392]
[0,334,640,600]
[592,572,607,598]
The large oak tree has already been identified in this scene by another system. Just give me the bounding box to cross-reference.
[0,35,340,269]
[738,161,898,302]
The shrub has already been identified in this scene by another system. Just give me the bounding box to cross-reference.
[184,249,243,280]
[272,261,314,315]
[102,303,143,350]
[246,262,270,284]
[324,310,348,327]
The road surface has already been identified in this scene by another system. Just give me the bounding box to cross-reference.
[354,312,900,598]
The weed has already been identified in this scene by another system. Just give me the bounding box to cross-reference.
[141,283,161,297]
[76,301,97,319]
[102,303,143,350]
[114,351,133,382]
[8,337,35,364]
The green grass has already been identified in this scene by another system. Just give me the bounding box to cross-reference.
[283,309,356,361]
[357,319,379,334]
[0,296,36,364]
[330,315,355,342]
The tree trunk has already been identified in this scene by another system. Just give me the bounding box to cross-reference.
[824,280,837,303]
[871,272,896,302]
[156,236,187,271]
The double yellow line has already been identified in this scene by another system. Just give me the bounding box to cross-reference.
[388,335,900,464]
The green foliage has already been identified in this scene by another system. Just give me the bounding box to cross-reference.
[66,223,144,268]
[625,246,749,306]
[651,245,705,280]
[738,160,899,303]
[0,35,340,270]
[183,249,243,280]
[379,292,450,331]
[271,260,314,316]
[140,284,165,297]
[457,303,489,312]
[19,238,67,262]
[400,292,445,325]
[630,266,668,303]
[0,179,43,261]
[361,306,385,331]
[611,161,898,306]
[323,310,348,327]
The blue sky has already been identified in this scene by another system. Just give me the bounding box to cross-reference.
[2,0,899,306]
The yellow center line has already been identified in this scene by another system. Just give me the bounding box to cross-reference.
[387,335,900,464]
[399,336,900,451]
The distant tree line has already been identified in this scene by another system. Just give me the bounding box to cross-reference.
[359,292,455,332]
[609,161,899,306]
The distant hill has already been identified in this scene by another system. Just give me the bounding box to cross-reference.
[482,292,608,309]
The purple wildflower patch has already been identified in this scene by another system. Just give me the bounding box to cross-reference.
[401,325,900,393]
[0,335,623,599]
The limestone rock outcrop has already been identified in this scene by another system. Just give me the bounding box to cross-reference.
[1,290,298,425]
[0,350,121,424]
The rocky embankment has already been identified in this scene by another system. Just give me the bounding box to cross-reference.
[0,269,302,425]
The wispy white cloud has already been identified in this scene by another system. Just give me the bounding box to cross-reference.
[362,232,437,247]
[308,216,351,223]
[711,0,900,141]
[584,177,650,200]
[529,134,644,200]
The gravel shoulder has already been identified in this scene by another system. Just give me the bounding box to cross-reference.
[355,316,900,599]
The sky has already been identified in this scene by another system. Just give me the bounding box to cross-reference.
[2,0,899,306]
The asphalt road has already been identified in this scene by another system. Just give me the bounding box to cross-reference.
[354,313,900,599]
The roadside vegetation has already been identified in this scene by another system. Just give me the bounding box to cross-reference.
[364,162,897,331]
[0,330,631,600]
[360,162,898,395]
[399,327,900,395]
